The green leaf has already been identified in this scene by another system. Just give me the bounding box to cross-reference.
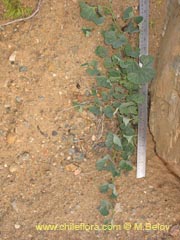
[86,60,100,76]
[96,76,111,88]
[123,135,134,144]
[113,134,122,147]
[104,219,112,225]
[127,55,156,84]
[108,69,121,77]
[121,124,135,136]
[86,68,100,76]
[89,105,101,115]
[94,97,101,105]
[112,92,125,100]
[109,183,118,198]
[101,92,109,101]
[98,200,111,216]
[82,27,93,37]
[104,30,127,49]
[119,160,133,171]
[123,21,139,33]
[122,117,131,126]
[79,2,105,25]
[123,7,134,20]
[95,46,108,58]
[124,45,140,58]
[89,60,98,67]
[134,16,143,24]
[96,155,110,171]
[103,57,114,69]
[127,93,144,104]
[99,183,109,193]
[81,62,89,67]
[112,55,129,68]
[119,102,137,115]
[105,161,120,177]
[72,101,84,112]
[104,105,114,118]
[140,55,154,67]
[105,132,114,148]
[91,87,97,96]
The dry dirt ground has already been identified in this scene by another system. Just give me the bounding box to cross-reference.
[0,0,180,240]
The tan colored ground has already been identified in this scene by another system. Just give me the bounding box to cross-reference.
[0,1,180,239]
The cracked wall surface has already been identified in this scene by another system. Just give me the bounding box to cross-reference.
[150,0,180,177]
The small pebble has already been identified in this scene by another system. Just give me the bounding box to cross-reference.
[9,164,18,173]
[19,66,28,72]
[18,152,30,161]
[170,225,180,237]
[92,135,96,141]
[114,203,123,213]
[38,96,45,100]
[15,96,23,103]
[14,223,21,229]
[9,51,17,64]
[52,130,58,136]
[74,152,85,161]
[68,148,75,155]
[11,200,18,212]
[74,168,81,175]
[0,129,5,136]
[85,90,91,96]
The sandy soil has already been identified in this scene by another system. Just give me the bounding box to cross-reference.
[0,0,180,239]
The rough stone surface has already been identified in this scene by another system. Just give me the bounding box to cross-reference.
[150,0,180,177]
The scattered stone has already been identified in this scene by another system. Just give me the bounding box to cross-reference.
[85,89,91,97]
[169,224,180,237]
[92,135,96,141]
[15,96,23,103]
[11,200,18,212]
[19,66,28,72]
[0,129,5,136]
[6,133,16,144]
[68,148,76,155]
[9,51,17,64]
[70,45,79,54]
[52,130,58,136]
[76,83,81,89]
[74,152,85,161]
[38,96,45,100]
[74,168,81,176]
[114,203,123,213]
[18,152,30,161]
[14,223,21,229]
[9,164,18,173]
[65,163,78,172]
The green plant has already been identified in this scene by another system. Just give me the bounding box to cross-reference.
[79,1,155,221]
[2,0,32,19]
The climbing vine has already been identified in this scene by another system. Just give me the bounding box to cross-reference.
[78,1,155,221]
